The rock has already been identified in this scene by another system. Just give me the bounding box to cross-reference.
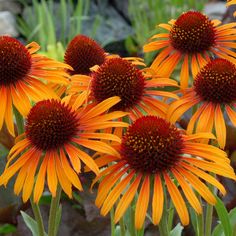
[0,0,21,14]
[0,11,19,37]
[203,2,227,20]
[82,2,133,48]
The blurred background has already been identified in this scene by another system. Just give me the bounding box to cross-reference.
[0,0,236,235]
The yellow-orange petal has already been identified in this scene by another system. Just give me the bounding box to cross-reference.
[180,54,189,89]
[226,105,236,126]
[172,168,202,214]
[55,154,72,198]
[164,172,189,226]
[95,166,129,208]
[64,144,81,173]
[214,104,226,149]
[80,96,121,120]
[100,170,135,216]
[178,167,216,205]
[22,153,41,202]
[114,173,142,223]
[135,175,150,229]
[59,148,82,191]
[152,174,164,225]
[181,162,226,195]
[47,151,58,197]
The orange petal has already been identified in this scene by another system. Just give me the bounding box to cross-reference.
[47,151,58,197]
[114,173,142,223]
[100,170,135,216]
[152,174,164,225]
[214,104,226,149]
[135,175,150,229]
[164,172,189,226]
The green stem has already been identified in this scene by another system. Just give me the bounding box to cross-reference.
[30,197,45,236]
[196,197,204,236]
[119,217,126,236]
[167,200,174,231]
[48,186,62,236]
[159,216,170,236]
[205,204,213,236]
[205,173,216,236]
[110,207,116,236]
[14,107,24,135]
[130,204,136,236]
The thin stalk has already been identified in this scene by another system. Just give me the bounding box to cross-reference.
[159,188,170,236]
[205,173,216,236]
[167,200,174,231]
[119,217,126,236]
[130,204,136,236]
[196,197,204,236]
[110,207,116,236]
[30,197,45,236]
[48,186,62,236]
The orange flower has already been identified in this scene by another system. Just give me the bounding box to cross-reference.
[0,36,71,136]
[143,11,236,89]
[92,116,235,229]
[64,34,106,75]
[0,93,128,203]
[168,58,236,149]
[68,57,178,120]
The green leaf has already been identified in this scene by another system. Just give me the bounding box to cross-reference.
[0,224,16,234]
[21,211,47,236]
[170,223,183,236]
[212,196,233,236]
[212,207,236,236]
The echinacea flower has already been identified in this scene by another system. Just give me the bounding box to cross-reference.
[68,57,178,120]
[0,36,71,136]
[167,58,236,149]
[92,116,235,229]
[64,34,106,75]
[0,92,128,203]
[227,0,236,17]
[143,11,236,88]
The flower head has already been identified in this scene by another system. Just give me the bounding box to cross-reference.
[0,36,71,136]
[92,116,235,229]
[0,93,128,203]
[69,57,179,120]
[168,58,236,148]
[144,11,236,89]
[64,34,106,75]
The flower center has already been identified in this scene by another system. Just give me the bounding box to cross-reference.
[0,36,32,86]
[194,59,236,104]
[91,58,145,111]
[121,116,184,173]
[26,100,79,151]
[64,34,106,75]
[169,11,216,53]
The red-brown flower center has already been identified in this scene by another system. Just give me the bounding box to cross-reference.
[64,34,106,75]
[169,11,216,53]
[91,58,145,111]
[121,116,184,173]
[194,59,236,103]
[26,100,79,151]
[0,36,31,86]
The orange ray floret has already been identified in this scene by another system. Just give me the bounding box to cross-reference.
[143,11,236,89]
[167,58,236,149]
[91,116,235,229]
[0,92,128,203]
[0,36,72,136]
[227,0,236,17]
